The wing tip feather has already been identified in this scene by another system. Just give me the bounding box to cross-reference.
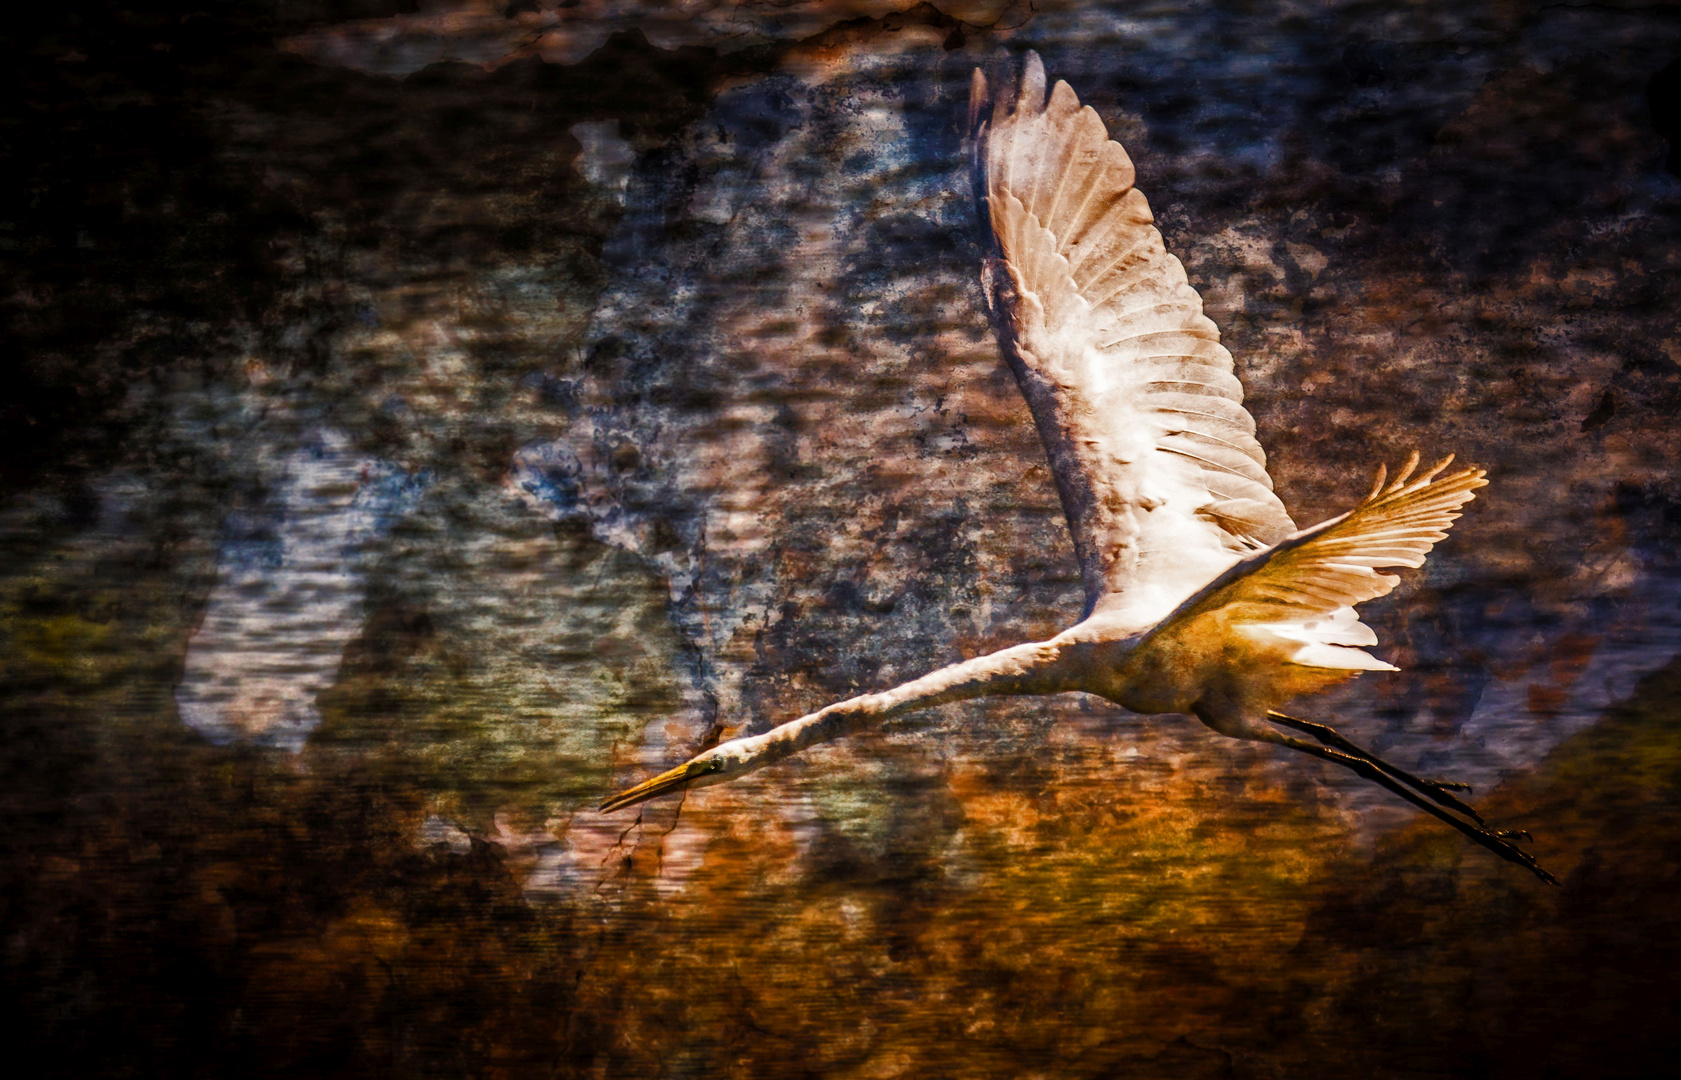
[1020,50,1046,114]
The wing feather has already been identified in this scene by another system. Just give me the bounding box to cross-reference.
[973,54,1294,621]
[1038,81,1085,232]
[1158,434,1268,477]
[1152,392,1258,426]
[1066,188,1155,278]
[1157,457,1487,637]
[1159,431,1273,482]
[1057,136,1130,254]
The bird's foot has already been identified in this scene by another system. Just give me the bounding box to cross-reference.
[1428,778,1473,792]
[1474,825,1556,885]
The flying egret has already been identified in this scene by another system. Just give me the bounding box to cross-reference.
[602,53,1556,885]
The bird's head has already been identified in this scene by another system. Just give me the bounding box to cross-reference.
[598,742,752,814]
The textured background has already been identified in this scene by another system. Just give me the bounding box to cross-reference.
[6,2,1681,1076]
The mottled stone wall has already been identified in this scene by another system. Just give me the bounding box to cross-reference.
[5,2,1681,1077]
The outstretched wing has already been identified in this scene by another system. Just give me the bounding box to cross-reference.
[971,53,1294,624]
[1152,453,1487,672]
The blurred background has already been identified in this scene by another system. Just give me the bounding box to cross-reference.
[5,2,1681,1076]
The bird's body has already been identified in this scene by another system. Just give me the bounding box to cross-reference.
[603,53,1556,884]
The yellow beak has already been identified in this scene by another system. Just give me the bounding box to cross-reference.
[599,760,708,813]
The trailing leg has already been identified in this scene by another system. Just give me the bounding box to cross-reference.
[1265,731,1558,885]
[1265,710,1485,823]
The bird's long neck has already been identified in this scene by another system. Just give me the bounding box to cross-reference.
[731,638,1072,773]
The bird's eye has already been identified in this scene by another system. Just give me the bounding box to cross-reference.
[710,759,723,772]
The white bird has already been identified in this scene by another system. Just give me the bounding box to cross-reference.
[602,53,1556,885]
